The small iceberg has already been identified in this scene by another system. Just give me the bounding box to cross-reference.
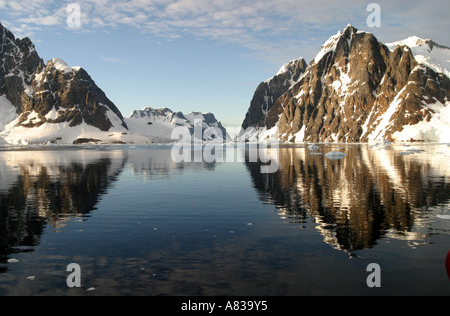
[427,205,449,219]
[308,144,320,151]
[370,139,392,147]
[325,151,346,159]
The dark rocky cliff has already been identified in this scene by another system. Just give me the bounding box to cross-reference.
[0,23,128,134]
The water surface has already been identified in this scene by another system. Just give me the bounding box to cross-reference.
[0,143,449,295]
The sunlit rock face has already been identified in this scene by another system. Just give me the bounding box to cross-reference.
[242,25,450,143]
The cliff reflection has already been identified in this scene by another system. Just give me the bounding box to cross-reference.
[0,149,127,265]
[0,147,219,267]
[247,144,450,255]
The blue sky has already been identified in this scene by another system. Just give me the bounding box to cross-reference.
[1,0,449,127]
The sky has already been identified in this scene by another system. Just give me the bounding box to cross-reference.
[1,0,449,127]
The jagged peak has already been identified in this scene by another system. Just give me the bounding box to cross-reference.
[0,22,13,37]
[132,106,172,115]
[313,25,359,64]
[140,106,154,112]
[343,24,358,34]
[263,57,307,84]
[48,57,81,73]
[276,57,306,76]
[130,106,219,123]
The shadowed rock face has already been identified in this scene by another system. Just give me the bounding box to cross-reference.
[0,24,44,112]
[243,25,450,143]
[242,57,308,131]
[0,23,128,132]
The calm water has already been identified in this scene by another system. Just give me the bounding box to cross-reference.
[0,143,449,296]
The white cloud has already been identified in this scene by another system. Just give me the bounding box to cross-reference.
[18,14,62,26]
[1,0,449,65]
[101,56,129,64]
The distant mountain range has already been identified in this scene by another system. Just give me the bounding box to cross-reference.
[126,107,227,143]
[0,23,226,145]
[241,25,450,143]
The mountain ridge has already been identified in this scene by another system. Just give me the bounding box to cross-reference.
[126,106,228,143]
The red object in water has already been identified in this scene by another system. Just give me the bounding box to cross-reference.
[446,251,450,281]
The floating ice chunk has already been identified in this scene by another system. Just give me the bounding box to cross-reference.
[325,151,346,159]
[370,139,392,147]
[7,258,19,263]
[325,151,346,156]
[308,144,320,151]
[86,287,95,291]
[27,276,35,280]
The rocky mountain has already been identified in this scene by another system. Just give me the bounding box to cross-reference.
[242,57,308,131]
[0,23,226,145]
[242,25,450,143]
[0,23,136,144]
[0,24,43,131]
[126,107,228,143]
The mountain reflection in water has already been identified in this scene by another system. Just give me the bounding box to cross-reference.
[0,146,218,267]
[0,149,128,265]
[0,144,449,295]
[247,144,450,255]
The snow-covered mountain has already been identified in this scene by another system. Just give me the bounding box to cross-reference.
[241,25,450,143]
[126,107,228,143]
[0,23,226,145]
[387,36,450,79]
